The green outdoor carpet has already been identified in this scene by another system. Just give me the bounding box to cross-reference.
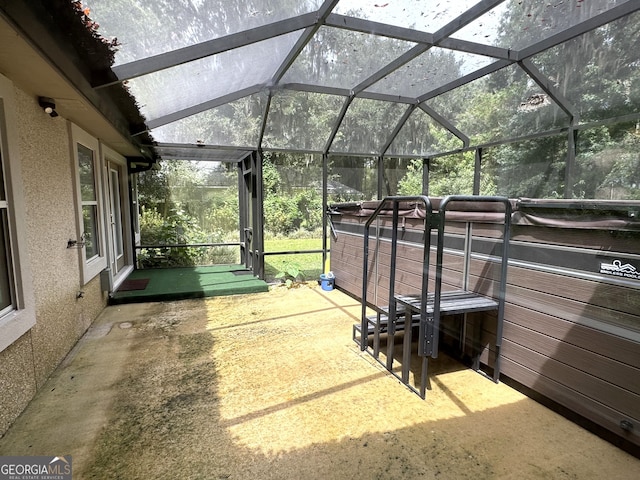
[109,265,269,305]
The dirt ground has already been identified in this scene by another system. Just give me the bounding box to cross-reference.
[1,284,639,479]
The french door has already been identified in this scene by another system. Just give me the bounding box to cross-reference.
[106,162,125,275]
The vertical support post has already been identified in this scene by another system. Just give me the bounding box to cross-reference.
[254,150,265,280]
[322,153,328,273]
[360,214,372,352]
[420,356,429,398]
[466,148,481,353]
[462,222,472,291]
[422,158,430,196]
[401,308,413,383]
[377,156,384,199]
[461,196,473,357]
[373,312,381,358]
[474,148,482,196]
[386,201,400,371]
[432,198,449,359]
[419,196,433,397]
[238,159,248,269]
[493,199,512,382]
[361,198,391,352]
[565,127,577,199]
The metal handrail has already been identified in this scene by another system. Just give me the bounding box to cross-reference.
[360,196,433,353]
[436,195,512,382]
[135,242,243,249]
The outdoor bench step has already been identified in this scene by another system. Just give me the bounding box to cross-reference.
[353,313,421,335]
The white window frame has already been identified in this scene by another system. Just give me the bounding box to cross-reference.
[0,74,36,353]
[70,124,107,284]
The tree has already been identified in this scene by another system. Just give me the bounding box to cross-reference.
[136,160,238,267]
[262,154,324,235]
[457,0,640,199]
[397,159,423,196]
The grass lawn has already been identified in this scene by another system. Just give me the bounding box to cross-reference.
[263,237,327,282]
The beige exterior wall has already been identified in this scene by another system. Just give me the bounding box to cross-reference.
[0,82,109,434]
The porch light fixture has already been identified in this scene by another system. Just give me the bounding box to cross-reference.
[38,96,59,117]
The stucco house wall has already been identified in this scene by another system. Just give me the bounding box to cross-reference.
[0,79,110,435]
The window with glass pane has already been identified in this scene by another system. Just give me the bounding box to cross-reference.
[110,170,124,257]
[77,144,100,259]
[480,136,568,198]
[0,151,13,312]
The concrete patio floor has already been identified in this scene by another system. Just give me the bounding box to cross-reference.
[0,285,638,479]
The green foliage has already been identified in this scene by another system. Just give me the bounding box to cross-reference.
[573,125,640,199]
[396,153,500,198]
[263,240,323,284]
[262,156,324,236]
[397,159,423,196]
[261,159,281,196]
[274,260,304,288]
[327,156,377,203]
[136,161,239,268]
[293,189,323,231]
[100,0,640,202]
[206,186,239,233]
[137,206,237,268]
[263,195,299,235]
[429,152,476,197]
[263,188,323,236]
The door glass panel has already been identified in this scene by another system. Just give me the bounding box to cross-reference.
[110,169,124,258]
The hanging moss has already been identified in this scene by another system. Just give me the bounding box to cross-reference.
[40,0,116,70]
[29,0,154,147]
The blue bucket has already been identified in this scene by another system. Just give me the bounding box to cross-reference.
[319,273,335,291]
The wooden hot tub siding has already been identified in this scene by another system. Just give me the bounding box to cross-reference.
[329,212,640,448]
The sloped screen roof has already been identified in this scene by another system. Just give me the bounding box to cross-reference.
[86,0,640,160]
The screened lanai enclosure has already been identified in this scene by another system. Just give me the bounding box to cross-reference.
[85,0,640,279]
[82,0,640,451]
